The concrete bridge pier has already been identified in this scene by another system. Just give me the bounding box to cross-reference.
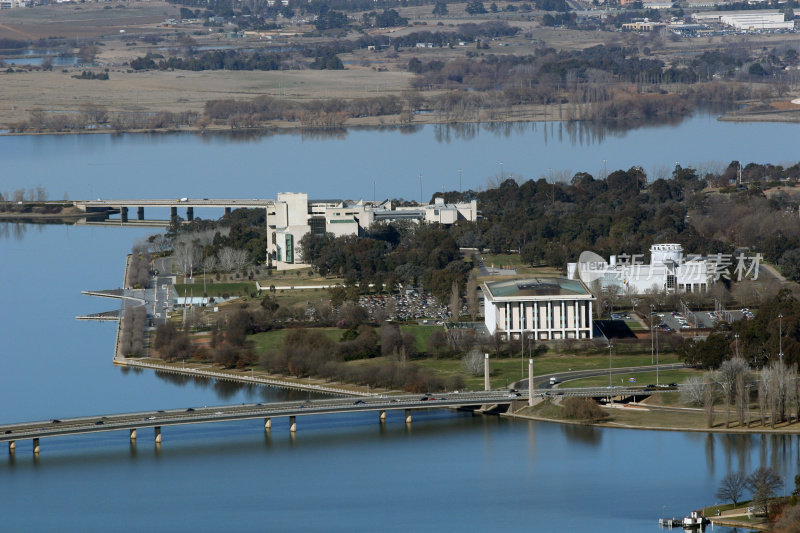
[154,426,162,444]
[224,207,231,216]
[289,416,297,433]
[8,440,15,453]
[484,354,491,391]
[33,438,40,455]
[264,418,271,430]
[129,429,137,441]
[186,207,193,221]
[120,206,128,223]
[528,358,534,407]
[405,410,412,424]
[137,207,144,220]
[170,206,177,221]
[379,410,386,422]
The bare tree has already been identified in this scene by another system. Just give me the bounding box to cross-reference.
[466,273,479,320]
[449,280,461,322]
[173,240,201,277]
[716,472,747,506]
[746,467,783,517]
[149,233,173,254]
[217,247,247,273]
[201,255,219,274]
[681,375,707,406]
[717,356,749,428]
[758,370,768,426]
[230,248,249,274]
[705,377,716,428]
[462,348,484,376]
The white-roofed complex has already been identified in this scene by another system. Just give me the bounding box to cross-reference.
[567,243,714,295]
[267,193,478,270]
[483,278,595,340]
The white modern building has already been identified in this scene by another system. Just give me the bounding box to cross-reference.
[567,243,713,295]
[267,192,478,270]
[483,278,595,340]
[692,10,794,30]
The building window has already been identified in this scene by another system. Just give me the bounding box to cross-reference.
[666,275,676,290]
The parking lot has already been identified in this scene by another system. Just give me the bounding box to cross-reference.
[651,309,751,333]
[358,291,450,322]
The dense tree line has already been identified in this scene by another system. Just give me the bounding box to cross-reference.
[300,223,470,303]
[127,242,152,289]
[131,50,287,71]
[259,326,464,392]
[119,306,147,357]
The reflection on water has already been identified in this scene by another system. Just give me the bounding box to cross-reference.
[151,368,333,402]
[0,221,44,241]
[174,113,710,146]
[561,423,602,446]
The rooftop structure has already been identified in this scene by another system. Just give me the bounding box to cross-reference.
[567,243,713,295]
[267,193,478,270]
[483,277,595,340]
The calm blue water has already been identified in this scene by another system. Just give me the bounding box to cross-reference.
[1,119,800,531]
[1,114,797,202]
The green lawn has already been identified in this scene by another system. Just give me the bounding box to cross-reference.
[250,328,344,353]
[400,324,441,352]
[175,282,256,298]
[564,369,699,388]
[249,324,442,355]
[416,353,682,391]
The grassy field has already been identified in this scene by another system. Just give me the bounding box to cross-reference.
[565,369,699,388]
[415,353,682,391]
[174,282,256,298]
[250,328,344,353]
[248,324,441,354]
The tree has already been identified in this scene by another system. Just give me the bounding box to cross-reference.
[432,1,448,15]
[747,467,783,517]
[466,0,487,14]
[466,273,479,320]
[449,280,461,322]
[462,348,484,376]
[426,328,449,357]
[716,472,747,506]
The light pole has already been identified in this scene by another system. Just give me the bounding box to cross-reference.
[778,313,783,364]
[650,304,655,365]
[608,343,614,406]
[655,318,659,386]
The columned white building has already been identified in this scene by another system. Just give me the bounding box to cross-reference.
[483,278,595,340]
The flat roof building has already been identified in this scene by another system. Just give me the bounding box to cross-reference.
[267,193,478,270]
[483,278,595,340]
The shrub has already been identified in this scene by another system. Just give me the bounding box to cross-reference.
[563,398,606,422]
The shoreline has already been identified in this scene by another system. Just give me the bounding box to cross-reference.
[505,403,800,435]
[3,106,799,139]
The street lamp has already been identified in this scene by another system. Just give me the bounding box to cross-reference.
[778,313,783,364]
[650,304,655,365]
[608,343,614,406]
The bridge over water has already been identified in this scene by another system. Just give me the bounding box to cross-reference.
[1,385,676,455]
[74,198,275,223]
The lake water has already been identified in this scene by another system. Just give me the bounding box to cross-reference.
[1,118,800,531]
[1,114,798,203]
